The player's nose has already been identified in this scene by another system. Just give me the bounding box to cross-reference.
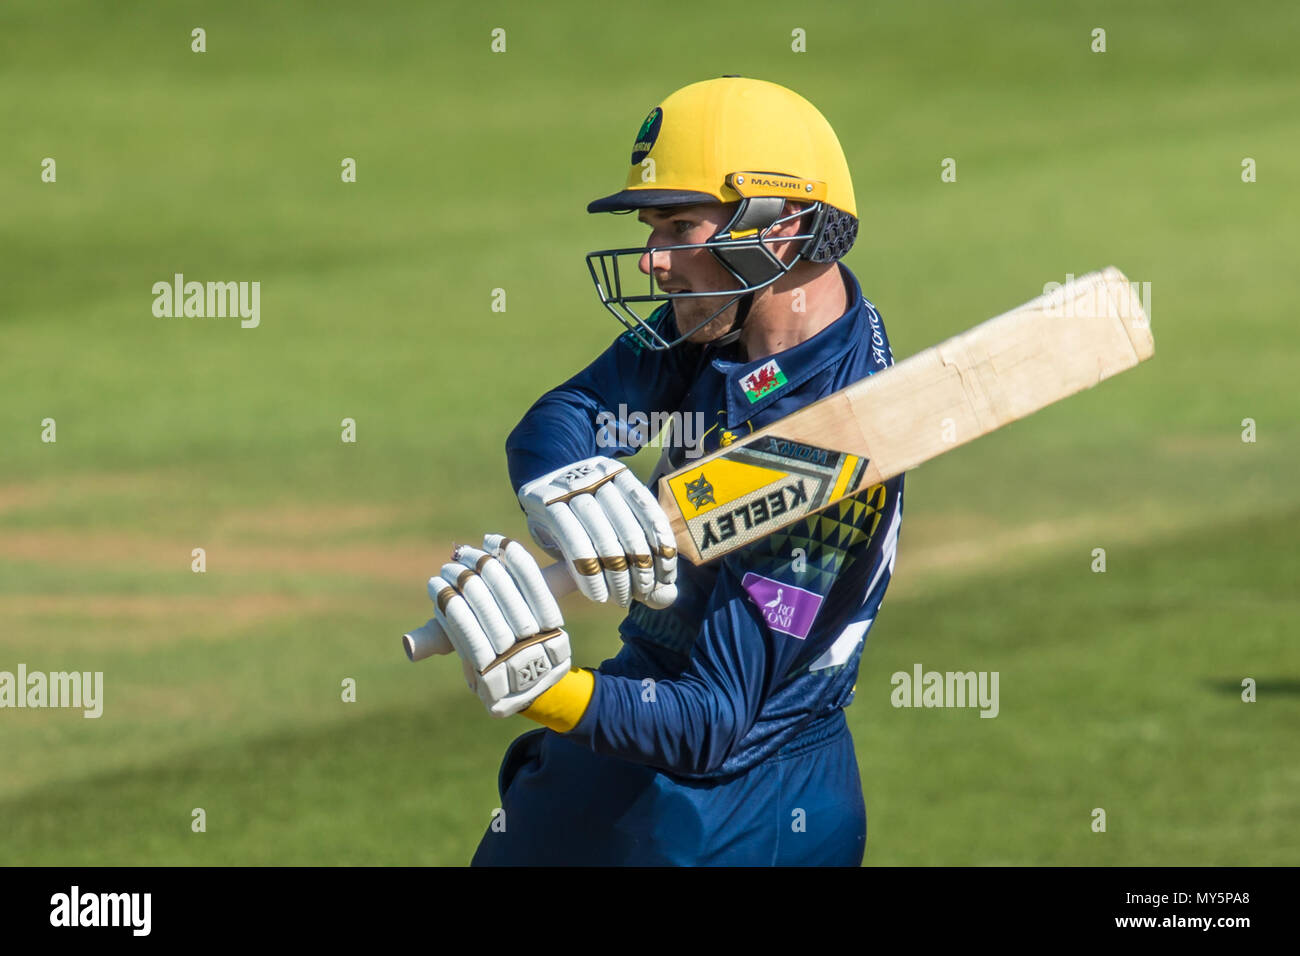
[638,241,673,277]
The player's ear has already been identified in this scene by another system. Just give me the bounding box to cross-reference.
[774,200,810,236]
[763,201,812,265]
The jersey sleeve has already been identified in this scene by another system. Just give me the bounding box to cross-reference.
[505,308,701,492]
[563,560,780,776]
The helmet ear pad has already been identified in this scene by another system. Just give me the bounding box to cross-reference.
[705,197,849,287]
[706,197,797,288]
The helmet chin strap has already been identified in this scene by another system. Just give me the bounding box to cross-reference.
[710,292,754,349]
[704,196,811,352]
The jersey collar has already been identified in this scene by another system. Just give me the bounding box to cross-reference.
[709,264,867,428]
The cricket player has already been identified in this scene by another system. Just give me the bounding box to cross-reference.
[428,77,904,865]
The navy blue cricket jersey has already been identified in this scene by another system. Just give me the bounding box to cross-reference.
[503,264,904,779]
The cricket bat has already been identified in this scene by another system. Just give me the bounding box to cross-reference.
[404,266,1152,661]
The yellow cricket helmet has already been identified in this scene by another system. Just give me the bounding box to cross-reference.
[585,76,860,350]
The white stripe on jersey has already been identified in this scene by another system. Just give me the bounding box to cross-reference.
[808,618,871,672]
[865,500,902,600]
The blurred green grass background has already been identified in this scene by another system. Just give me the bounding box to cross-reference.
[1,0,1297,864]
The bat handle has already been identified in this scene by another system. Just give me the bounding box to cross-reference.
[402,560,576,662]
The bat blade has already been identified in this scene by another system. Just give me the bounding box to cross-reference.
[658,267,1154,564]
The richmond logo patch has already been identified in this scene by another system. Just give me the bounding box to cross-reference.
[741,573,824,639]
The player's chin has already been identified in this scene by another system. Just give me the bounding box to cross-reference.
[675,301,738,344]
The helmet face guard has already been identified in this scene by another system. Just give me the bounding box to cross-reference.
[582,78,861,350]
[586,198,824,351]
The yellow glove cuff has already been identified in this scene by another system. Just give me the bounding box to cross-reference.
[522,667,595,733]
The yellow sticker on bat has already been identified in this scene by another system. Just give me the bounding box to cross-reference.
[665,458,788,518]
[666,435,870,562]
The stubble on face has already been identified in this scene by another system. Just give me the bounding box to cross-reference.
[674,291,742,343]
[637,203,744,345]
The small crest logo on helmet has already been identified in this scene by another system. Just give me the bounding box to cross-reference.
[630,107,663,164]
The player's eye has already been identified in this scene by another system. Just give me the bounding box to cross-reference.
[673,220,694,236]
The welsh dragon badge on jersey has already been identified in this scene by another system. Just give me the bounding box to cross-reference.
[741,360,787,403]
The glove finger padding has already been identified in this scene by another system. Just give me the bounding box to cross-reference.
[483,534,564,630]
[427,576,497,672]
[612,469,678,590]
[568,493,631,607]
[453,546,539,637]
[439,561,516,655]
[593,481,655,602]
[641,581,679,610]
[536,498,609,604]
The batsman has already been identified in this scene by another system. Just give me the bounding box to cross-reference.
[428,77,903,865]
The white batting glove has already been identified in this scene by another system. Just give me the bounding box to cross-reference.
[518,455,677,609]
[427,534,571,718]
